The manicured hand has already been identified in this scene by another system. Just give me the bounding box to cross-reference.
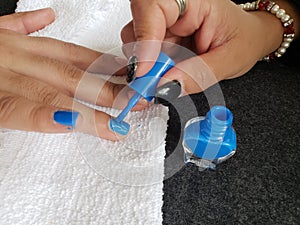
[121,0,288,101]
[0,8,148,140]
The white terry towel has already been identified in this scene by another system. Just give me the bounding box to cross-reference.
[0,0,168,224]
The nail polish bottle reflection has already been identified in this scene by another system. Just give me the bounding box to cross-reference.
[182,106,237,171]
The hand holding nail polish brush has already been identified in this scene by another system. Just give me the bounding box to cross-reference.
[110,52,175,136]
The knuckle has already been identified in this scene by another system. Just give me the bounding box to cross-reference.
[60,63,83,96]
[62,41,101,69]
[38,89,63,106]
[34,83,72,107]
[8,74,32,92]
[134,27,150,41]
[28,105,50,131]
[7,74,62,106]
[63,41,96,70]
[0,95,19,125]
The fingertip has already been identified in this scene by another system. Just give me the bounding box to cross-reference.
[95,111,128,141]
[22,7,55,33]
[31,7,55,25]
[108,118,130,138]
[38,7,55,21]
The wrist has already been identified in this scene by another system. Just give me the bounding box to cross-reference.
[251,10,284,58]
[240,0,296,60]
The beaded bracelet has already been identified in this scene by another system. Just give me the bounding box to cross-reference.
[239,0,295,61]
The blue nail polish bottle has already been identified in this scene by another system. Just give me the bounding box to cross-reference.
[182,106,237,171]
[110,52,175,135]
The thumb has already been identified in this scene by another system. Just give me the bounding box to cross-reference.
[126,0,179,80]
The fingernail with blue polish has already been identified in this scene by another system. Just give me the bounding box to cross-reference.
[54,110,79,129]
[126,55,138,83]
[154,80,182,106]
[109,118,130,136]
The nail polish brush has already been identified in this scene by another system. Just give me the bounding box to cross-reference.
[110,52,175,135]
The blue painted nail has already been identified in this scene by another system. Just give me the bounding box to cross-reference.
[54,110,79,128]
[110,118,130,136]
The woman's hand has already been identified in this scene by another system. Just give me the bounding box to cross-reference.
[121,0,288,98]
[0,8,148,140]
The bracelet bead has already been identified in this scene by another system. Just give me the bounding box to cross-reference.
[240,0,295,61]
[271,4,279,13]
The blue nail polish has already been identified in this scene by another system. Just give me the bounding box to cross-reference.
[54,110,79,128]
[109,52,175,135]
[110,118,130,136]
[183,106,236,171]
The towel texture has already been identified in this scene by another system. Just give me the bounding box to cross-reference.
[0,0,168,224]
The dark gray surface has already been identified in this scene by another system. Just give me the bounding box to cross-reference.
[164,61,300,225]
[1,1,299,224]
[0,0,16,16]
